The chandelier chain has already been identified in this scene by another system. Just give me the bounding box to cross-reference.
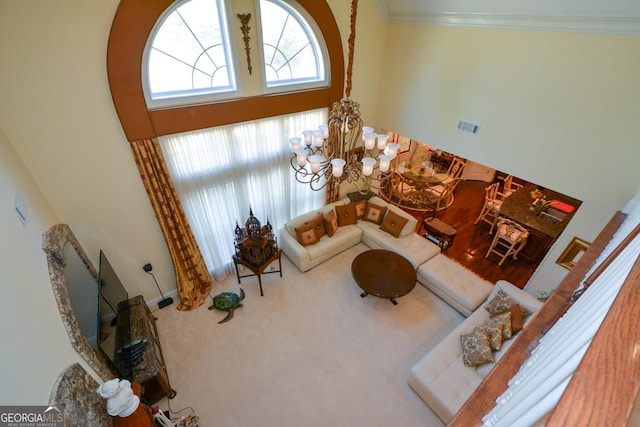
[345,0,358,99]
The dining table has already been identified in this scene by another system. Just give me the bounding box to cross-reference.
[397,162,449,186]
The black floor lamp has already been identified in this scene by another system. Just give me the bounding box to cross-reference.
[143,263,174,309]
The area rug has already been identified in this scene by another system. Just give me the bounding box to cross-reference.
[153,244,464,426]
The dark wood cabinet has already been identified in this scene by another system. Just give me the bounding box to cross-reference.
[115,295,176,404]
[518,227,554,264]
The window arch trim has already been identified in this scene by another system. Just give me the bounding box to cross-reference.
[107,0,344,141]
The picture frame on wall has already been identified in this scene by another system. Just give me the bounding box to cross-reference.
[556,237,591,270]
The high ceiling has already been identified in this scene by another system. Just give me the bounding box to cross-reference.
[378,0,640,17]
[375,0,640,34]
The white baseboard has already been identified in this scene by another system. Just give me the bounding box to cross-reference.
[145,289,179,308]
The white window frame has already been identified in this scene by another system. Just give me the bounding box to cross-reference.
[142,0,242,110]
[255,0,330,94]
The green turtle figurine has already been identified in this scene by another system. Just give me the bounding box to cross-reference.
[208,288,245,324]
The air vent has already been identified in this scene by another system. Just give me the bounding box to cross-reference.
[457,120,480,135]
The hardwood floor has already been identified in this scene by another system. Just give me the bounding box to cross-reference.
[406,180,539,289]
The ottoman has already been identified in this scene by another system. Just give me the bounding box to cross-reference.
[416,254,493,316]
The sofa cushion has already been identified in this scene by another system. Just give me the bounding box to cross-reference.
[363,201,387,225]
[351,199,366,219]
[335,203,358,227]
[286,210,322,237]
[367,196,418,236]
[358,221,440,268]
[294,222,320,246]
[385,204,418,237]
[490,311,513,340]
[379,209,409,238]
[474,318,505,351]
[417,254,493,317]
[318,199,347,217]
[460,330,495,367]
[486,288,532,317]
[305,225,362,263]
[490,280,542,315]
[325,210,338,237]
[494,304,523,334]
[309,212,326,239]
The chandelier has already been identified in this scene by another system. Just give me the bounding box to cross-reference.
[288,0,400,199]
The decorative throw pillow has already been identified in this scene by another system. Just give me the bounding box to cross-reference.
[474,318,505,351]
[363,202,387,225]
[335,203,358,226]
[484,289,515,314]
[497,303,524,334]
[350,200,366,219]
[460,330,495,367]
[306,212,326,241]
[324,209,338,237]
[379,210,409,238]
[485,289,531,318]
[490,311,513,340]
[294,222,320,246]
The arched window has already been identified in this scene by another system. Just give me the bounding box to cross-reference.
[107,0,343,140]
[145,0,238,106]
[259,0,327,90]
[143,0,329,109]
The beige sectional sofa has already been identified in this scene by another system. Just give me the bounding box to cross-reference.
[408,280,543,423]
[279,196,540,423]
[279,196,441,272]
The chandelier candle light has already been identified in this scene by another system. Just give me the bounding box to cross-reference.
[289,0,399,199]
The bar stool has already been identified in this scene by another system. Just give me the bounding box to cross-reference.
[474,182,505,234]
[485,218,529,266]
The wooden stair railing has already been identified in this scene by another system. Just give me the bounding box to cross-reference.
[450,211,628,426]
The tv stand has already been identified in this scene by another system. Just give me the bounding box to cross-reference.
[115,295,176,404]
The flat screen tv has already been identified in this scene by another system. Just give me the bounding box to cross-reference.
[98,250,134,380]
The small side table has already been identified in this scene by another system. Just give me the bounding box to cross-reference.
[232,249,282,296]
[422,217,457,251]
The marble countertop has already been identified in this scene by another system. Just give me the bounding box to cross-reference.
[500,185,582,238]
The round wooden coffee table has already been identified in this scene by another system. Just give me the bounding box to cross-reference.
[351,249,417,305]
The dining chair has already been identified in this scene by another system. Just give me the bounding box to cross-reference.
[441,156,466,187]
[502,175,523,198]
[474,182,505,234]
[485,218,529,265]
[426,178,460,211]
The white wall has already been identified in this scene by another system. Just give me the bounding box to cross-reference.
[374,24,640,295]
[0,129,97,403]
[0,0,176,303]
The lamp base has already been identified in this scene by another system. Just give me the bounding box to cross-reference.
[158,297,174,309]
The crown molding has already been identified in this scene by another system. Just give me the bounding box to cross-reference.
[378,10,640,36]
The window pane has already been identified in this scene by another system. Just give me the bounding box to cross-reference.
[260,0,325,87]
[148,0,235,100]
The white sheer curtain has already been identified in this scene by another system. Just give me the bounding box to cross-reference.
[159,109,327,280]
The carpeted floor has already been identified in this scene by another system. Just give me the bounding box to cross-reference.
[153,244,464,426]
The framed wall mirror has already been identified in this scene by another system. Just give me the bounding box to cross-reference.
[43,224,115,380]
